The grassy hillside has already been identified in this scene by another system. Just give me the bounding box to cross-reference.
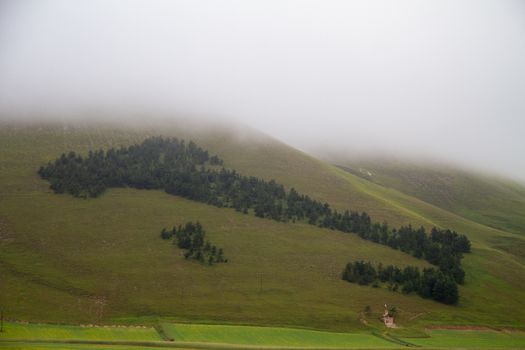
[1,120,525,332]
[333,158,525,235]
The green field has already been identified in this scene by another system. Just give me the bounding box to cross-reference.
[401,329,525,348]
[0,322,161,341]
[0,322,165,350]
[1,120,525,339]
[3,322,525,349]
[161,323,395,348]
[0,344,175,350]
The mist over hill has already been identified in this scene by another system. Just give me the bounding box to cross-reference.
[0,2,524,344]
[1,0,524,182]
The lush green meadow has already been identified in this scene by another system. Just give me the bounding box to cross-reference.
[0,322,161,341]
[0,322,165,350]
[0,120,525,336]
[401,329,525,348]
[161,323,395,348]
[3,322,525,349]
[0,344,171,350]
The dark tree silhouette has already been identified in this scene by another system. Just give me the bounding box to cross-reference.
[161,221,226,265]
[342,260,459,305]
[39,137,470,295]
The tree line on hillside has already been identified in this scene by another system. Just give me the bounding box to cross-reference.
[38,137,471,301]
[161,221,226,265]
[342,260,458,304]
[38,137,218,198]
[356,225,470,284]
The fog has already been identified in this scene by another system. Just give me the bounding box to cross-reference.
[1,0,524,181]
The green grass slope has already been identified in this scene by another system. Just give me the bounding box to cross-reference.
[161,323,395,348]
[0,120,524,332]
[334,158,525,235]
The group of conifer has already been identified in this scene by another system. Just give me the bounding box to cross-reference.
[39,137,471,304]
[342,261,459,304]
[160,221,226,265]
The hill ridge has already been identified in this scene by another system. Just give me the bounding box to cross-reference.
[1,120,524,330]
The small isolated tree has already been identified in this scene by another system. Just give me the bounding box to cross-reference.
[160,228,172,240]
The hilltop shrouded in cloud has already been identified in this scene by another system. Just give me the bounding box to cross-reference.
[0,0,524,181]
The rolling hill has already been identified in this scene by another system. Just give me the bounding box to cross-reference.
[333,158,525,236]
[1,119,525,333]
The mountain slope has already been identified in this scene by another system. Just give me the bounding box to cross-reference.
[334,158,525,235]
[1,120,524,331]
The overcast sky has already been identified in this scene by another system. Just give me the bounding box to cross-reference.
[0,0,524,181]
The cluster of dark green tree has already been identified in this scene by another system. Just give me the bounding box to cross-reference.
[160,221,226,265]
[352,225,470,284]
[342,260,458,304]
[38,137,218,198]
[38,137,470,294]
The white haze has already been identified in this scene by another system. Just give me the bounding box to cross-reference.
[0,0,524,181]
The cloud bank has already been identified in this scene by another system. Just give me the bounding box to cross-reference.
[0,0,524,180]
